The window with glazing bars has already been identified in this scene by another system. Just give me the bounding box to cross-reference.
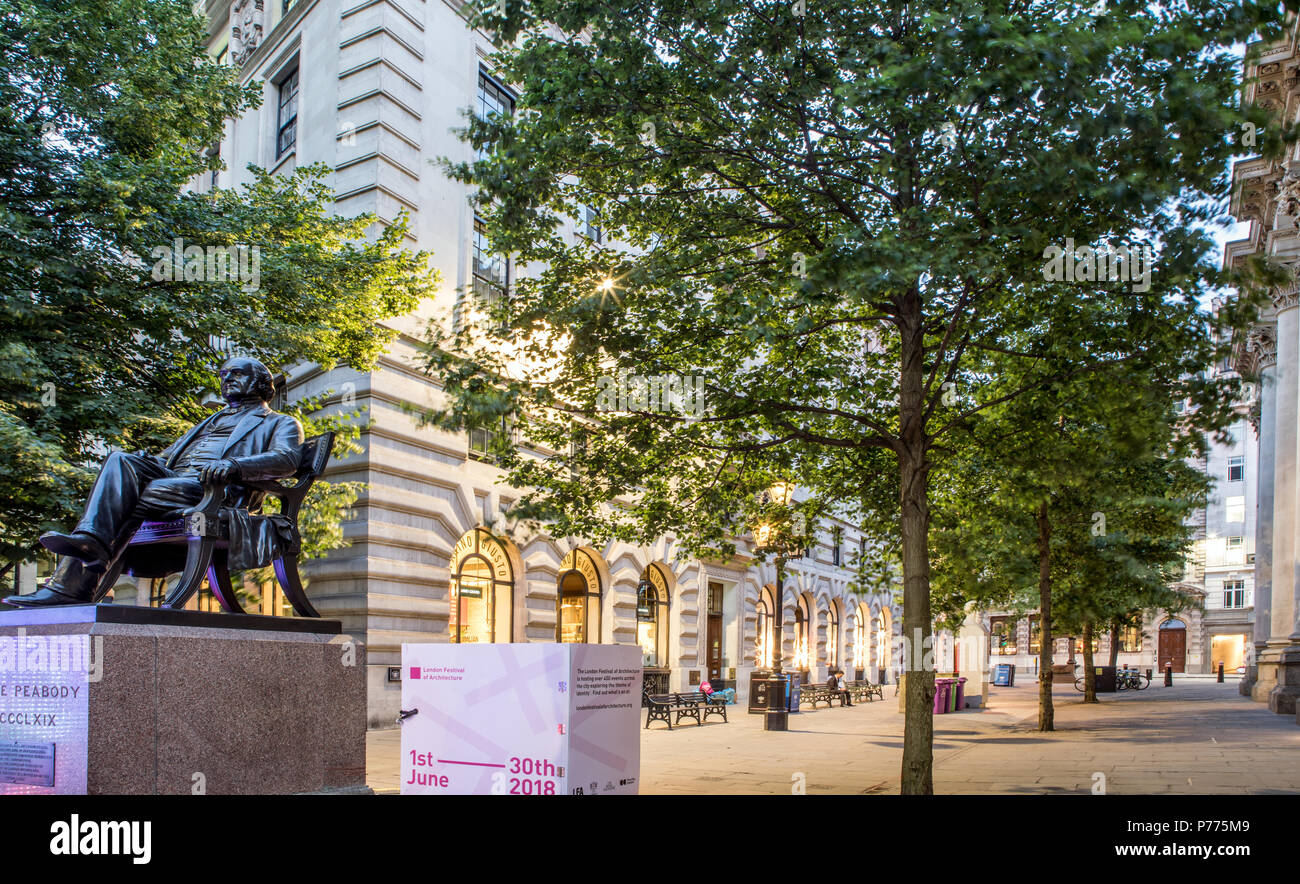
[276,66,299,158]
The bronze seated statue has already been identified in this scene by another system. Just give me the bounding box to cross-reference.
[7,357,325,615]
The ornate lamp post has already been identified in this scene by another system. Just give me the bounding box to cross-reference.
[753,481,802,732]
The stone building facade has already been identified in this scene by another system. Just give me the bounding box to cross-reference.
[183,0,901,726]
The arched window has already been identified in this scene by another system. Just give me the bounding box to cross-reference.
[795,596,811,672]
[449,528,514,643]
[851,608,864,668]
[557,548,602,643]
[827,603,839,669]
[637,564,670,667]
[754,588,774,668]
[876,609,891,670]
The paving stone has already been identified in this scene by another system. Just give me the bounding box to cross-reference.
[363,678,1300,794]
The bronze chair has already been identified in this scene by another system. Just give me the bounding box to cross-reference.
[91,433,335,617]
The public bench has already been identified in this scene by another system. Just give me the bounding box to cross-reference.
[643,691,730,729]
[847,680,884,702]
[799,684,847,708]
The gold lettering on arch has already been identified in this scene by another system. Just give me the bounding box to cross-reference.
[561,549,600,591]
[450,528,512,585]
[645,563,668,595]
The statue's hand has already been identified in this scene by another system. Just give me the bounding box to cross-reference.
[197,459,241,485]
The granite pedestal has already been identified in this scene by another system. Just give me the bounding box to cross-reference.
[0,604,366,795]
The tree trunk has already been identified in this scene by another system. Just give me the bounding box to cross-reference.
[1036,500,1054,732]
[898,288,934,795]
[1108,616,1121,669]
[1082,620,1097,703]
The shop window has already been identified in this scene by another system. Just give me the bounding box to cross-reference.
[755,594,773,668]
[794,596,810,672]
[827,604,839,668]
[449,528,514,643]
[636,565,670,667]
[557,548,602,644]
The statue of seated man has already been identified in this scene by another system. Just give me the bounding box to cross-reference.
[6,356,304,608]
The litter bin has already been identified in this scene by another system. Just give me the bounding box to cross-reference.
[955,677,967,710]
[933,678,952,714]
[1092,666,1117,693]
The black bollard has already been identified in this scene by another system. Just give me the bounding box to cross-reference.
[1217,662,1225,683]
[1164,663,1173,687]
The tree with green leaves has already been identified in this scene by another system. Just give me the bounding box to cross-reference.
[0,0,435,564]
[423,0,1284,793]
[1052,454,1203,704]
[930,359,1213,724]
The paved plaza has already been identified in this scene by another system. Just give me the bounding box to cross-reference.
[367,677,1300,794]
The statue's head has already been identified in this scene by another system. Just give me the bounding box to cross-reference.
[219,356,276,406]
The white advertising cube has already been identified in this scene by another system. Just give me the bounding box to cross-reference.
[400,643,642,795]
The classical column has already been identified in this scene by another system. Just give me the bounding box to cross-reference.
[1261,284,1300,713]
[1247,326,1277,699]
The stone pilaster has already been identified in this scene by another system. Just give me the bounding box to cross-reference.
[1261,285,1300,712]
[1247,325,1277,698]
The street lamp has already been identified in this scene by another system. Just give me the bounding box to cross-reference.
[752,481,803,732]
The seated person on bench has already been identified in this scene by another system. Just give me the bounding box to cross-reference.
[829,669,852,706]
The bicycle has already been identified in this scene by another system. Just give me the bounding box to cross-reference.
[1119,668,1150,690]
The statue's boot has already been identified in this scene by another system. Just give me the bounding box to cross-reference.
[4,557,99,607]
[39,531,110,565]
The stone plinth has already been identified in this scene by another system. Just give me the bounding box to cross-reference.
[0,604,366,795]
[1263,642,1300,715]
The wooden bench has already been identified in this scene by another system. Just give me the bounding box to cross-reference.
[847,680,884,702]
[799,683,848,708]
[90,433,335,617]
[644,691,730,729]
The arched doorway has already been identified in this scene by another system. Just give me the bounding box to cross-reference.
[449,527,514,643]
[557,548,602,644]
[1158,618,1187,673]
